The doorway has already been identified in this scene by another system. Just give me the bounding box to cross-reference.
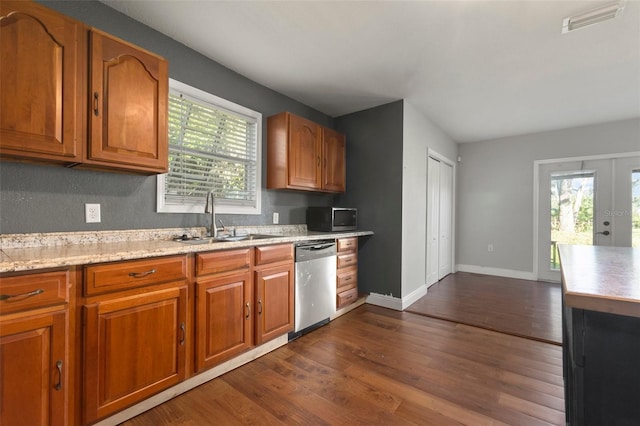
[426,155,454,286]
[535,154,640,282]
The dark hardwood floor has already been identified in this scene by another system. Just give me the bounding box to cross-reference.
[407,272,562,345]
[122,304,564,425]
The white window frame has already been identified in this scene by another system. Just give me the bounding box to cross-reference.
[157,79,262,215]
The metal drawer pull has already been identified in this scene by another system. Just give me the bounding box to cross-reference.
[0,288,44,301]
[245,302,251,319]
[179,322,186,345]
[55,360,63,390]
[344,276,352,281]
[128,269,156,278]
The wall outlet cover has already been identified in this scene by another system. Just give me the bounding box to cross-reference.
[86,204,101,223]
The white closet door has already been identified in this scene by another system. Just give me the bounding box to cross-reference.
[426,157,440,286]
[438,162,453,279]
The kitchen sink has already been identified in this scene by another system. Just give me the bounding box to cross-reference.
[174,234,282,244]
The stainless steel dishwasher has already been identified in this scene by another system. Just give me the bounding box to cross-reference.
[293,240,337,333]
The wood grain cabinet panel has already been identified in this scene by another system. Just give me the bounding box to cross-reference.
[0,268,72,426]
[83,285,187,423]
[196,271,252,371]
[87,29,168,173]
[254,262,294,345]
[0,310,68,426]
[267,111,346,193]
[0,0,83,163]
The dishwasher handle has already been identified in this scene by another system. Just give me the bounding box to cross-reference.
[300,243,335,251]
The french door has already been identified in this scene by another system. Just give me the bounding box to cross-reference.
[537,155,640,281]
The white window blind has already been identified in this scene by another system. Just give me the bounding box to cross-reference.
[157,79,261,214]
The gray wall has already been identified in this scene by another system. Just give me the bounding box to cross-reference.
[456,118,640,275]
[335,101,404,298]
[0,0,338,234]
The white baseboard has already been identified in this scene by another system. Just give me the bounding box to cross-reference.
[455,264,535,281]
[366,284,428,311]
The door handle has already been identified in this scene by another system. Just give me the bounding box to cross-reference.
[596,230,610,235]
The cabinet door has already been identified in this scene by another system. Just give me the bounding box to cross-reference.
[0,310,68,426]
[287,114,322,189]
[196,271,252,371]
[88,29,168,173]
[322,127,346,192]
[83,286,187,423]
[0,1,83,162]
[254,263,294,345]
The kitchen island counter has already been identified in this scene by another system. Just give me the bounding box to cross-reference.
[559,244,640,318]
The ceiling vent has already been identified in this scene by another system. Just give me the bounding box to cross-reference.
[562,1,625,34]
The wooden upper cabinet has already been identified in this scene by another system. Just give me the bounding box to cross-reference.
[0,0,84,163]
[87,29,168,173]
[288,114,322,189]
[323,127,346,192]
[267,111,346,193]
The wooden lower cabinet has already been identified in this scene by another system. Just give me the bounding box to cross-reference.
[82,256,189,424]
[195,245,293,372]
[0,309,68,426]
[0,268,72,426]
[254,262,294,345]
[196,271,252,371]
[83,285,187,423]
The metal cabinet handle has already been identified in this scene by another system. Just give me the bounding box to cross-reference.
[93,92,99,116]
[0,288,44,301]
[179,322,185,346]
[317,156,320,167]
[128,269,156,278]
[344,276,352,281]
[596,231,610,236]
[258,299,262,315]
[245,302,251,319]
[54,360,63,390]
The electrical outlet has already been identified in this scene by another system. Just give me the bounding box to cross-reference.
[85,204,101,223]
[273,212,279,224]
[488,244,494,252]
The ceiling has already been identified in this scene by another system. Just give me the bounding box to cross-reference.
[100,0,640,143]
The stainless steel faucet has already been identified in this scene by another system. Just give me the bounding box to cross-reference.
[204,191,224,237]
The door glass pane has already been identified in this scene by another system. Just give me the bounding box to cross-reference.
[633,170,640,248]
[550,173,594,269]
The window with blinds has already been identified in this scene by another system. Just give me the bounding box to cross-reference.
[157,79,262,214]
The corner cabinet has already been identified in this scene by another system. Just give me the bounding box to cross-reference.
[0,1,84,163]
[267,112,346,193]
[86,29,168,173]
[0,269,73,426]
[82,255,189,424]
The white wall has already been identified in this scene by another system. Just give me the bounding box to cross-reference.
[401,101,457,301]
[456,118,640,278]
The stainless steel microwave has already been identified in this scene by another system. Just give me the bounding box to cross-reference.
[306,207,357,232]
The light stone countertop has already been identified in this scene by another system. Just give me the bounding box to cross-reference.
[0,226,374,273]
[559,244,640,318]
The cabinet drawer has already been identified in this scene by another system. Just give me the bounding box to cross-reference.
[255,244,293,266]
[337,287,358,308]
[196,249,251,277]
[337,237,357,253]
[337,252,357,269]
[337,267,357,292]
[85,255,187,296]
[0,270,69,313]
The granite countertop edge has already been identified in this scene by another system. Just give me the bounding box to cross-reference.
[0,227,374,273]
